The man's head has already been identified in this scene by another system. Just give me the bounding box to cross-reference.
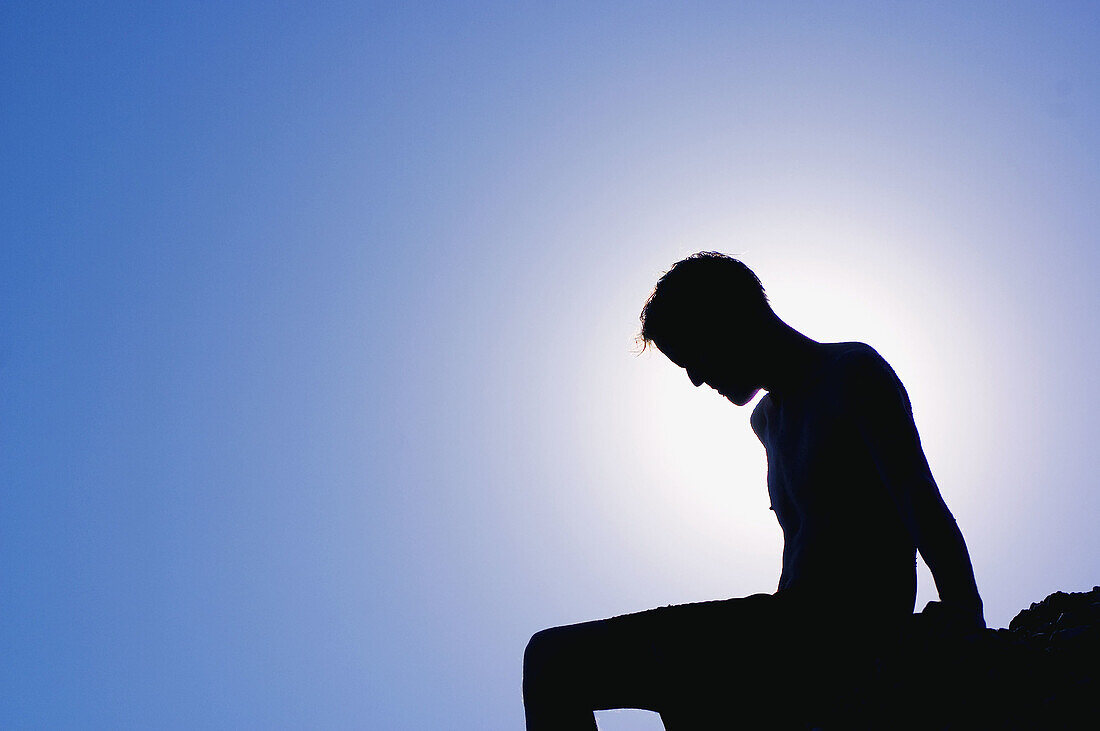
[638,252,774,405]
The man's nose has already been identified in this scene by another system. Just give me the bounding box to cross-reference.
[687,369,705,387]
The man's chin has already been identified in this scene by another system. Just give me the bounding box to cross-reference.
[728,389,759,406]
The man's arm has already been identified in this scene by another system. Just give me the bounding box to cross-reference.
[845,350,985,630]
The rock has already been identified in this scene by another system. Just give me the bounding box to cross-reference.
[659,587,1100,730]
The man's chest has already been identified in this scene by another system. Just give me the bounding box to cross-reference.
[762,394,853,509]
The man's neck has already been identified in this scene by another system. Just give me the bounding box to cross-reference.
[759,320,828,397]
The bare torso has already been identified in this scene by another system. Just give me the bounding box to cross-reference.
[750,342,917,619]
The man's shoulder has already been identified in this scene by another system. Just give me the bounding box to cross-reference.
[750,393,772,438]
[830,342,912,411]
[831,340,885,364]
[830,341,896,382]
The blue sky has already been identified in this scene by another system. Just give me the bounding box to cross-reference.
[3,2,1099,728]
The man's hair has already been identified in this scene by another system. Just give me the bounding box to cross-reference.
[637,252,769,353]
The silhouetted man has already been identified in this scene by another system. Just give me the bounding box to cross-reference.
[522,253,984,729]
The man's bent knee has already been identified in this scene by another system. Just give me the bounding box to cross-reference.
[523,627,566,701]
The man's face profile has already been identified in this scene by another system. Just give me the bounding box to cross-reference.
[655,328,761,406]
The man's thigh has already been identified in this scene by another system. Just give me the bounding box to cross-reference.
[527,593,784,714]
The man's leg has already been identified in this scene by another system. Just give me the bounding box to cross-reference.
[523,610,666,730]
[522,594,779,731]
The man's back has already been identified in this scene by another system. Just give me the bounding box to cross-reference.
[751,342,920,619]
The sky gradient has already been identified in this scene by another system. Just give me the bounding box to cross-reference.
[3,2,1100,729]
